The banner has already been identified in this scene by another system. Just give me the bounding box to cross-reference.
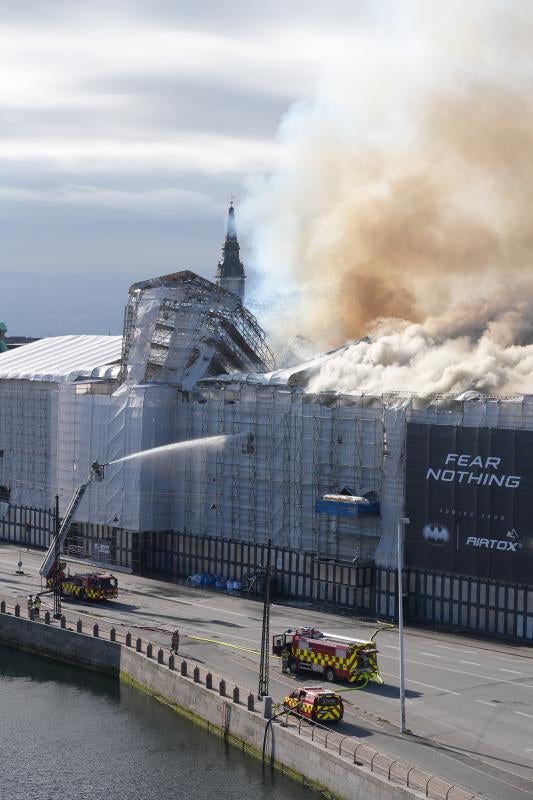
[405,423,533,584]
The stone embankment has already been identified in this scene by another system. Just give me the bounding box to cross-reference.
[0,598,480,800]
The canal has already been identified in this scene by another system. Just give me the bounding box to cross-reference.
[0,646,314,800]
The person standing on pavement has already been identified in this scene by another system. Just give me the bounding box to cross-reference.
[171,629,180,655]
[33,594,41,618]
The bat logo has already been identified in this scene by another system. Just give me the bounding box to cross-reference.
[422,523,450,544]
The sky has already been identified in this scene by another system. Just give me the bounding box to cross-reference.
[0,0,379,336]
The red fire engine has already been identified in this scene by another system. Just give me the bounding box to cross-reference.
[46,565,118,601]
[272,627,383,685]
[283,686,344,723]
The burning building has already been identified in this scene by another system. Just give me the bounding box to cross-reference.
[0,267,532,643]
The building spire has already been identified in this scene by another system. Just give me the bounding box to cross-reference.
[215,200,245,301]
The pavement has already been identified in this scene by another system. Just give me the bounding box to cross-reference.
[1,543,532,800]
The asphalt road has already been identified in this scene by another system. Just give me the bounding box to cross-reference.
[1,544,532,800]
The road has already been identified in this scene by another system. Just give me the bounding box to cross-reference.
[1,544,532,800]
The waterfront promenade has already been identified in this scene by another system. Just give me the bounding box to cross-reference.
[1,545,532,800]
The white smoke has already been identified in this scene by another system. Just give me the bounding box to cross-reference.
[242,1,533,394]
[308,290,533,396]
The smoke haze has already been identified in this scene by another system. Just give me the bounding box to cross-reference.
[243,2,533,394]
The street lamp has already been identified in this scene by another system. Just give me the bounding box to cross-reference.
[397,516,410,734]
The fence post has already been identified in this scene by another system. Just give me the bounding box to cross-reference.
[146,643,153,658]
[14,604,20,617]
[125,632,132,647]
[263,696,273,719]
[206,672,213,689]
[110,627,116,642]
[233,686,240,704]
[169,655,175,670]
[181,660,188,676]
[219,679,226,697]
[44,611,51,624]
[248,693,255,711]
[157,649,164,664]
[93,623,99,638]
[76,619,82,633]
[136,637,142,652]
[0,600,5,613]
[193,666,200,683]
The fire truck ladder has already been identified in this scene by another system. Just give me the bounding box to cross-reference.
[39,462,106,579]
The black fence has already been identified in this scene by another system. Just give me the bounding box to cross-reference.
[375,565,533,642]
[1,505,531,641]
[145,530,375,613]
[0,503,54,549]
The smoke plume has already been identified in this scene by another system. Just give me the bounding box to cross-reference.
[243,2,533,394]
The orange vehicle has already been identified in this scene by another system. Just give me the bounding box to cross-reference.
[272,627,383,685]
[283,686,344,723]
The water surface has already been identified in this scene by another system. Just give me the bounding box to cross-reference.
[0,646,313,800]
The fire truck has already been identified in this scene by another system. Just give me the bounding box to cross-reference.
[39,462,119,601]
[272,627,383,685]
[283,687,344,723]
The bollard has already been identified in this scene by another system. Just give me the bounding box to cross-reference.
[169,655,175,671]
[110,628,116,642]
[61,616,66,629]
[44,611,51,625]
[29,608,35,621]
[193,666,200,683]
[233,686,240,704]
[157,649,164,664]
[0,600,5,613]
[248,693,255,712]
[219,679,226,697]
[125,632,132,647]
[206,672,213,690]
[146,643,153,659]
[93,623,99,637]
[136,637,142,652]
[76,619,83,633]
[14,604,20,617]
[263,696,273,720]
[180,660,188,677]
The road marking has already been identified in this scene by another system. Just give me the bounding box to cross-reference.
[500,668,523,675]
[381,671,460,696]
[461,661,481,666]
[378,652,533,690]
[420,652,441,658]
[514,711,533,719]
[433,643,479,655]
[476,699,497,707]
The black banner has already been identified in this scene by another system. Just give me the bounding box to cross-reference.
[405,423,533,584]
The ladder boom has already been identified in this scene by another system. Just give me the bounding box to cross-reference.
[39,462,105,578]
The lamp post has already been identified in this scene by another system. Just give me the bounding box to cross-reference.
[397,516,410,734]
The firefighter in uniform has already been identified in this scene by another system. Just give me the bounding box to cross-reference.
[33,595,42,618]
[171,629,180,655]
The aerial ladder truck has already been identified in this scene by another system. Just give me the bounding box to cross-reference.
[39,462,119,601]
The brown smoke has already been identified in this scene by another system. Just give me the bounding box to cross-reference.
[245,3,533,353]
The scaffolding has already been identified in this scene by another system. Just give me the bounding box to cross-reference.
[119,271,274,386]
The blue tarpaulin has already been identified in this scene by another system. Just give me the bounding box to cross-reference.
[314,499,380,519]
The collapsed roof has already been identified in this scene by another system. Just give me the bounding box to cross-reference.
[119,271,274,389]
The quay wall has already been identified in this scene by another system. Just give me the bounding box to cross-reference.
[0,606,434,800]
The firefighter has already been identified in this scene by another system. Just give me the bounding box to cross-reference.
[33,595,42,618]
[171,629,180,655]
[281,647,289,674]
